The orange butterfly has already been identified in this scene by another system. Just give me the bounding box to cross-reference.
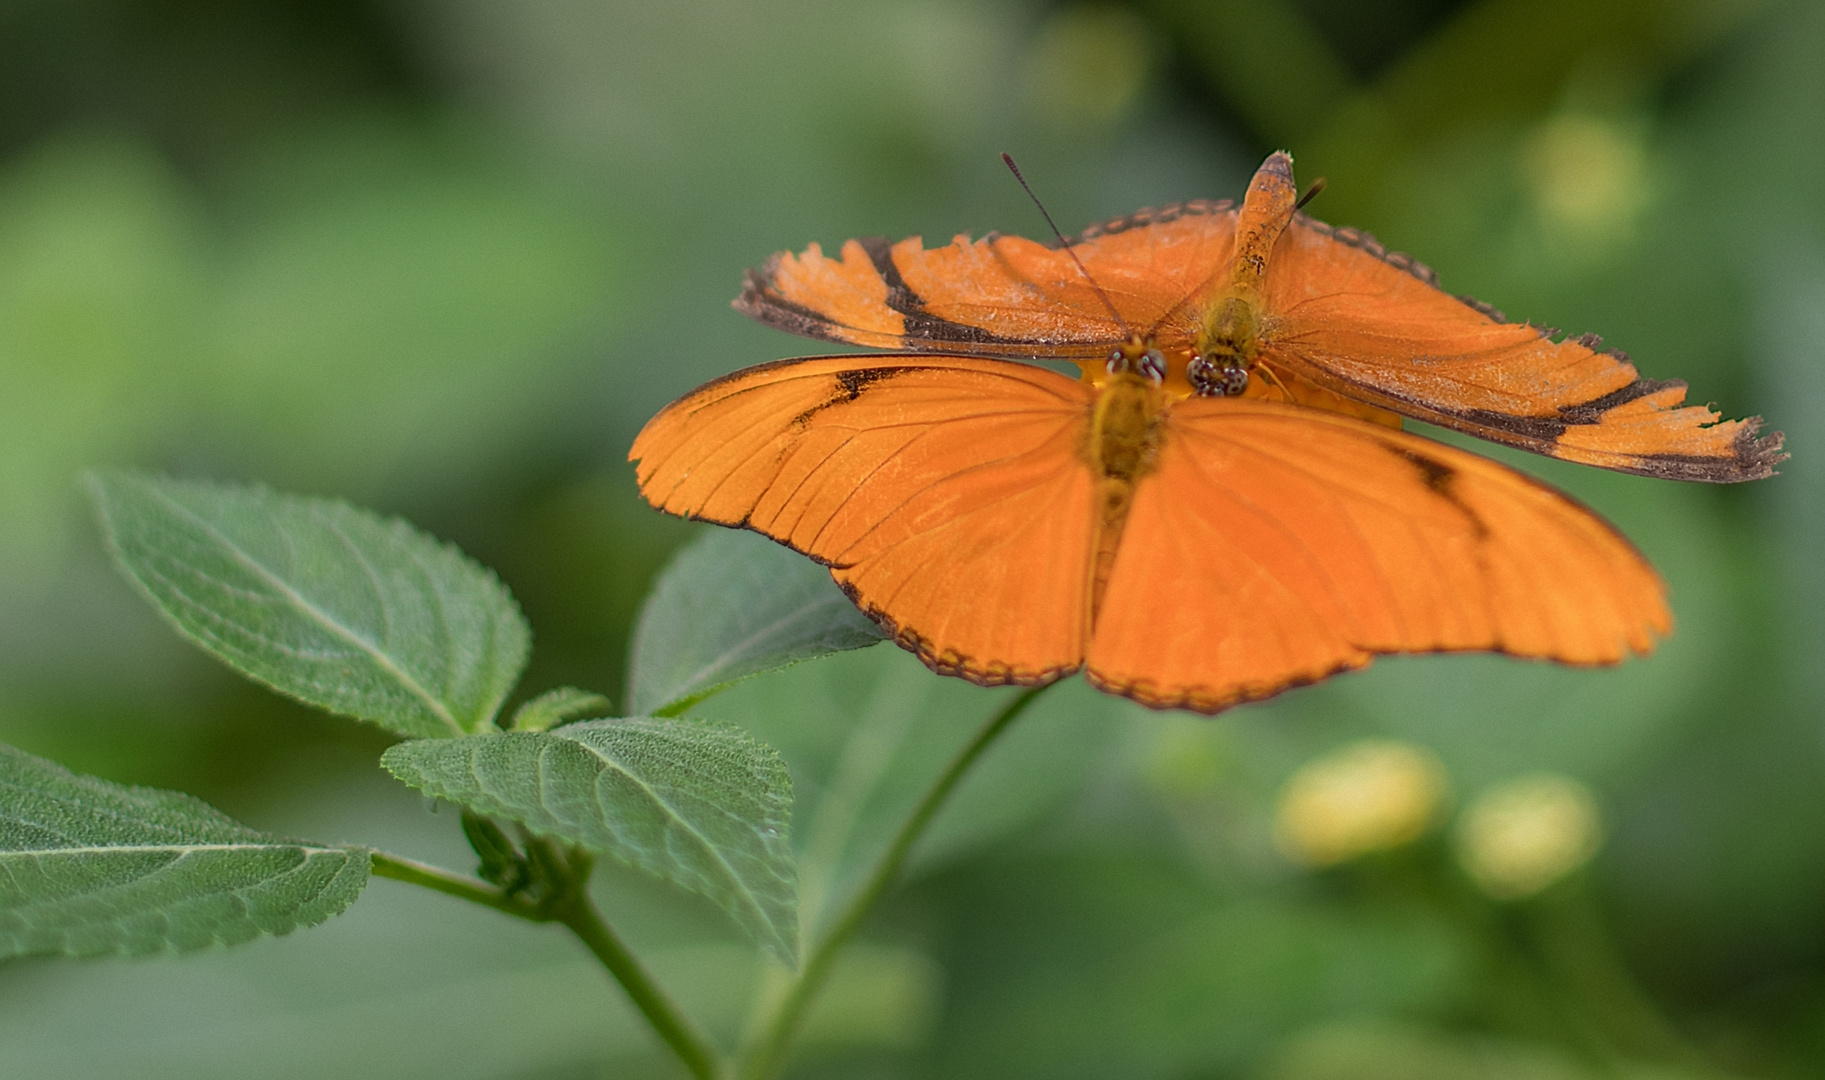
[631,152,1783,713]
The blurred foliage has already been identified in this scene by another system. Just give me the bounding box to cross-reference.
[1,0,1821,1076]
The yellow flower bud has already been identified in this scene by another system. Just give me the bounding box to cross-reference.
[1274,740,1449,866]
[1456,774,1603,900]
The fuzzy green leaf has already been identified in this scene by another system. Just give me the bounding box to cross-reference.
[626,528,885,717]
[509,686,612,732]
[87,471,530,738]
[382,718,798,962]
[0,743,369,958]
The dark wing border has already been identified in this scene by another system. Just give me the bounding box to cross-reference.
[1278,215,1787,482]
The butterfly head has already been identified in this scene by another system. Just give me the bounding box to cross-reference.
[1106,340,1169,384]
[1097,336,1254,400]
[1187,355,1252,398]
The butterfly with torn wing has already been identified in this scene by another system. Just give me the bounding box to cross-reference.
[631,151,1784,713]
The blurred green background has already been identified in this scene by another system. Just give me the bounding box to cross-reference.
[1,0,1821,1076]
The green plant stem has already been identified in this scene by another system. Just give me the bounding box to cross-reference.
[370,851,541,919]
[1526,886,1720,1073]
[374,848,725,1080]
[741,683,1052,1080]
[554,854,725,1080]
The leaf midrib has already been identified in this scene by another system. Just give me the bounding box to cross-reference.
[146,486,466,736]
[0,843,352,857]
[563,728,781,946]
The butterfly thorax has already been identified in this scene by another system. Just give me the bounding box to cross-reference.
[1199,295,1263,368]
[1089,372,1166,482]
[1194,152,1296,369]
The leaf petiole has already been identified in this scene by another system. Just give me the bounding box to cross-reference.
[369,851,548,921]
[372,847,727,1079]
[553,852,726,1080]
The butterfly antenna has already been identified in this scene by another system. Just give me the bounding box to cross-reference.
[1293,177,1326,214]
[1001,153,1132,339]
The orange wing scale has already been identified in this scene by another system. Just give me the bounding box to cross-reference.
[631,355,1097,685]
[1086,400,1667,712]
[1260,217,1781,481]
[736,201,1240,359]
[737,184,1779,482]
[735,239,909,350]
[632,356,1671,714]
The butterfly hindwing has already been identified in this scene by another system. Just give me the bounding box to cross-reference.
[1259,216,1784,481]
[631,355,1097,686]
[1085,398,1670,713]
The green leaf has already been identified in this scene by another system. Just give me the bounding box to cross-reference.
[87,471,531,738]
[381,718,798,962]
[0,743,369,958]
[510,686,612,732]
[460,812,539,897]
[693,646,1119,936]
[625,528,885,717]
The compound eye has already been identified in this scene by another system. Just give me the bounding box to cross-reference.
[1187,355,1251,397]
[1186,355,1219,397]
[1138,348,1167,382]
[1106,348,1129,374]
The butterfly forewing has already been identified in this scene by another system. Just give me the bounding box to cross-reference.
[631,355,1096,686]
[1084,399,1670,713]
[1259,216,1782,481]
[735,203,1242,358]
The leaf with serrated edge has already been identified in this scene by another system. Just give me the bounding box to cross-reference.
[382,718,798,962]
[626,528,885,717]
[0,743,369,958]
[88,471,530,738]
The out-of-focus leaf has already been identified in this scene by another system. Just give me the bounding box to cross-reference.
[208,126,627,488]
[381,718,797,962]
[624,528,885,717]
[932,854,1469,1080]
[0,743,368,958]
[693,646,1118,935]
[0,883,932,1079]
[509,686,611,732]
[88,472,530,739]
[0,140,208,595]
[1260,1018,1717,1080]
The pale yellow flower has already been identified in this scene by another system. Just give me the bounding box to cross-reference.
[1274,740,1448,866]
[1457,773,1603,900]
